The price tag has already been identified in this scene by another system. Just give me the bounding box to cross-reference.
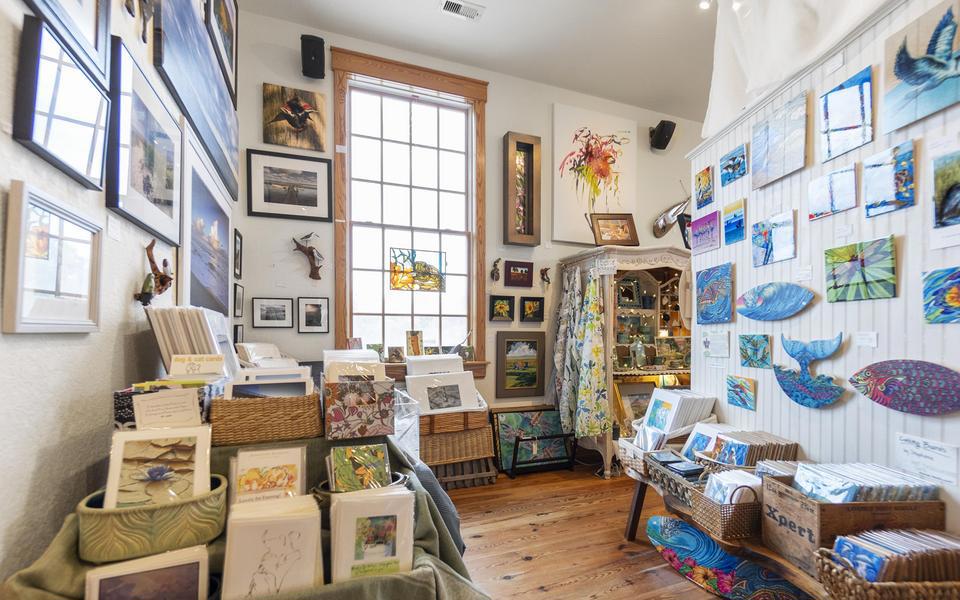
[795,266,812,282]
[854,331,878,348]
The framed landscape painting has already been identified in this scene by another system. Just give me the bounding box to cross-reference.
[252,297,293,328]
[496,331,545,398]
[247,149,332,221]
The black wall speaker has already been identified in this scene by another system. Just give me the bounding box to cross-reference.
[301,35,325,79]
[649,120,676,150]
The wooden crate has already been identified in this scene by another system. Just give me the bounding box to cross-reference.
[761,476,946,577]
[431,457,498,491]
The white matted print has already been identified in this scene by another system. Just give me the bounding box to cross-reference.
[298,296,329,333]
[405,371,480,415]
[252,297,294,328]
[247,149,332,222]
[552,103,636,244]
[86,545,208,600]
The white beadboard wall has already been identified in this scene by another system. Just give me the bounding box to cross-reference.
[689,0,960,532]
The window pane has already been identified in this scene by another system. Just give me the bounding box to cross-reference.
[385,315,412,347]
[438,192,465,231]
[382,141,409,185]
[438,108,465,151]
[411,103,437,147]
[383,272,412,314]
[411,189,438,229]
[411,146,437,188]
[442,233,467,275]
[414,315,440,347]
[414,290,439,314]
[351,91,380,137]
[352,315,383,346]
[414,230,440,251]
[382,184,410,226]
[384,228,412,270]
[351,181,381,223]
[441,316,468,346]
[441,275,468,315]
[352,270,383,313]
[382,96,410,142]
[351,136,380,181]
[351,225,383,269]
[439,150,465,192]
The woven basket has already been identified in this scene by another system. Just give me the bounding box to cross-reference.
[644,454,703,507]
[432,457,498,490]
[691,485,761,541]
[420,424,495,466]
[210,393,321,446]
[419,395,489,434]
[815,548,960,600]
[694,451,758,476]
[617,437,650,478]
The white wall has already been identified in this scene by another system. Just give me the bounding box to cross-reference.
[689,0,960,531]
[235,11,703,405]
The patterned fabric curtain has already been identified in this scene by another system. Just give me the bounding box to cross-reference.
[556,267,581,434]
[574,268,610,438]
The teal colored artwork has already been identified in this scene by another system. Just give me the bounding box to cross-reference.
[719,144,747,186]
[494,409,568,471]
[696,262,733,325]
[923,265,960,323]
[773,333,844,409]
[726,375,756,411]
[863,141,915,218]
[716,440,750,466]
[825,235,896,303]
[739,334,771,369]
[645,398,672,432]
[736,282,814,321]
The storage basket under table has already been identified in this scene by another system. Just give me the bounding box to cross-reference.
[420,424,495,466]
[643,453,704,507]
[690,485,761,541]
[815,548,960,600]
[209,393,322,446]
[419,395,489,434]
[431,457,498,490]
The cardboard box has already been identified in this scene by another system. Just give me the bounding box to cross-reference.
[761,475,946,577]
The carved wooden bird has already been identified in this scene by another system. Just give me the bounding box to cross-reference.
[293,234,324,280]
[490,258,501,282]
[138,0,154,43]
[270,97,318,134]
[540,267,551,285]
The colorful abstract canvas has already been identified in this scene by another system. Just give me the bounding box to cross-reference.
[691,211,720,255]
[849,360,960,415]
[696,263,733,325]
[923,265,960,323]
[645,398,673,431]
[751,92,807,189]
[330,444,391,492]
[883,1,960,134]
[695,166,714,208]
[809,165,857,220]
[739,334,772,368]
[736,282,814,321]
[727,375,757,411]
[774,333,844,408]
[719,144,747,186]
[933,147,960,230]
[819,66,873,162]
[752,210,796,267]
[824,235,897,303]
[324,381,396,439]
[493,409,569,471]
[863,141,916,217]
[723,198,745,245]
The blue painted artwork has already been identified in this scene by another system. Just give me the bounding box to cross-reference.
[646,398,673,431]
[723,199,745,245]
[727,375,757,411]
[719,144,747,186]
[739,334,772,369]
[752,210,795,267]
[833,537,888,583]
[863,141,916,218]
[715,440,750,466]
[923,265,960,323]
[818,66,873,162]
[773,333,845,409]
[696,263,733,325]
[736,282,814,321]
[683,432,713,461]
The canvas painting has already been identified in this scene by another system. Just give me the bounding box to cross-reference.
[934,148,960,230]
[883,1,960,133]
[330,444,390,492]
[923,265,960,323]
[493,410,569,471]
[95,561,201,599]
[696,263,733,325]
[751,92,807,189]
[389,248,445,292]
[720,144,747,186]
[504,339,539,390]
[824,235,897,303]
[819,66,873,161]
[808,165,858,220]
[695,166,714,208]
[727,375,757,411]
[690,211,720,255]
[489,295,514,321]
[552,103,637,244]
[188,162,230,315]
[324,381,396,439]
[115,436,197,508]
[263,83,327,152]
[739,334,772,369]
[723,198,746,244]
[519,297,544,322]
[863,141,915,217]
[752,210,796,267]
[427,384,462,410]
[206,0,237,103]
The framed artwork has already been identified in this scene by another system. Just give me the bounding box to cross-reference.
[752,210,796,267]
[863,141,915,218]
[232,284,243,318]
[932,145,960,247]
[106,37,182,245]
[155,0,239,199]
[13,17,109,190]
[824,235,897,303]
[695,262,733,325]
[519,296,545,322]
[85,546,207,600]
[808,164,857,220]
[723,198,745,245]
[246,149,332,221]
[589,213,640,246]
[205,0,238,106]
[496,331,546,398]
[923,266,960,323]
[251,297,294,328]
[727,375,757,411]
[690,211,720,255]
[389,248,446,291]
[819,66,873,162]
[503,132,541,246]
[298,297,329,333]
[695,166,714,208]
[233,228,242,278]
[386,346,405,363]
[719,143,747,186]
[233,324,243,343]
[751,92,807,189]
[22,0,110,87]
[489,295,515,321]
[263,82,327,152]
[493,408,571,473]
[552,103,636,244]
[739,334,772,369]
[406,330,423,356]
[2,180,102,333]
[616,278,641,308]
[504,260,534,287]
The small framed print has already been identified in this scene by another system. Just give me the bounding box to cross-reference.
[519,296,545,322]
[252,297,293,328]
[504,260,534,287]
[496,331,546,398]
[233,284,244,318]
[489,295,515,321]
[247,149,332,222]
[233,323,243,343]
[233,228,242,278]
[86,545,208,600]
[590,213,640,246]
[298,297,329,333]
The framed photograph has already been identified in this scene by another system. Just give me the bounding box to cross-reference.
[106,37,182,245]
[252,297,293,328]
[519,296,545,322]
[3,181,102,333]
[496,331,545,398]
[246,149,332,221]
[233,284,243,318]
[22,0,110,87]
[86,545,207,600]
[489,295,515,321]
[405,371,479,415]
[406,330,424,356]
[504,260,534,287]
[263,82,327,152]
[233,323,243,343]
[590,213,639,246]
[298,296,329,333]
[503,131,541,246]
[233,228,242,278]
[14,17,109,190]
[204,0,238,107]
[155,0,239,199]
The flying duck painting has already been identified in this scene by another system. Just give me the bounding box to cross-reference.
[263,83,327,152]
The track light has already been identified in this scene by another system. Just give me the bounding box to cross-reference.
[698,0,711,9]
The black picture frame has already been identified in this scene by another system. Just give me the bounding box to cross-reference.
[519,296,545,322]
[251,297,294,328]
[233,283,243,318]
[22,0,111,87]
[233,228,243,279]
[246,149,333,222]
[204,0,238,108]
[298,297,330,333]
[233,324,243,343]
[503,260,534,287]
[489,295,515,321]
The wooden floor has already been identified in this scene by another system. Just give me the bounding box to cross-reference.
[448,465,714,600]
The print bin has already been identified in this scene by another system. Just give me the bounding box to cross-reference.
[209,393,321,446]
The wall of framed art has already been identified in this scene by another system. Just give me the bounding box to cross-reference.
[688,0,960,533]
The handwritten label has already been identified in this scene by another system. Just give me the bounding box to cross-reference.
[133,389,202,430]
[701,331,730,358]
[895,433,959,486]
[170,354,224,376]
[596,258,617,276]
[795,266,812,282]
[854,331,878,348]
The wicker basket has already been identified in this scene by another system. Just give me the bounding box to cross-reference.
[815,548,960,600]
[644,453,704,507]
[419,395,489,434]
[432,457,498,490]
[210,393,321,446]
[691,485,761,541]
[617,437,650,478]
[420,424,495,466]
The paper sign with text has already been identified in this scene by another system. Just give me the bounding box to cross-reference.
[133,389,202,430]
[170,354,224,376]
[894,433,959,486]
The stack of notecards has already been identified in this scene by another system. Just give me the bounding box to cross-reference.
[642,389,715,434]
[680,422,736,460]
[755,460,805,479]
[666,461,706,480]
[793,463,940,503]
[85,545,208,599]
[833,529,960,582]
[712,431,799,466]
[324,381,396,439]
[330,487,414,582]
[221,495,323,599]
[704,469,763,504]
[328,444,392,492]
[229,445,307,504]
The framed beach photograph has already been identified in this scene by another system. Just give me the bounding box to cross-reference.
[205,0,238,106]
[233,228,242,278]
[247,149,332,221]
[489,295,515,321]
[590,213,640,246]
[86,545,208,600]
[519,296,545,322]
[263,82,327,152]
[233,284,243,318]
[496,331,546,398]
[252,297,294,328]
[298,296,329,333]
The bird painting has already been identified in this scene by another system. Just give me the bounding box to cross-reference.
[269,96,318,135]
[894,8,959,102]
[263,83,327,151]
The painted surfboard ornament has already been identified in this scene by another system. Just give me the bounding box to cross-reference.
[849,360,960,416]
[773,333,844,408]
[736,282,814,321]
[646,516,812,600]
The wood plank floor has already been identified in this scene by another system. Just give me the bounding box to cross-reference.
[448,465,714,600]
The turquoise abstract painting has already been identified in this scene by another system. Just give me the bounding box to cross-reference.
[696,263,733,325]
[923,265,960,323]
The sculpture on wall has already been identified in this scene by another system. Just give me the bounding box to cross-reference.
[134,239,173,306]
[293,233,324,280]
[736,282,814,321]
[540,267,551,285]
[490,258,501,282]
[773,333,844,409]
[850,360,960,416]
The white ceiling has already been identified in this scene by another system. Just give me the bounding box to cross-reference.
[240,0,717,122]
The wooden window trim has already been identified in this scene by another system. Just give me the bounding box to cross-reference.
[331,47,489,378]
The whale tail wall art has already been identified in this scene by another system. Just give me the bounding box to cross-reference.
[773,333,845,408]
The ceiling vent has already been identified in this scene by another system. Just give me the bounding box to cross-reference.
[439,0,485,22]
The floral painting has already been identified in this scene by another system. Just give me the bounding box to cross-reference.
[719,144,747,187]
[389,248,445,292]
[494,409,569,471]
[690,211,720,255]
[237,464,298,499]
[739,334,772,368]
[819,66,873,162]
[923,265,960,323]
[751,92,807,189]
[824,235,897,303]
[863,141,915,218]
[696,262,733,325]
[117,436,197,507]
[695,166,714,209]
[331,444,390,492]
[808,164,857,220]
[324,381,396,439]
[752,210,796,267]
[726,375,757,411]
[489,295,514,321]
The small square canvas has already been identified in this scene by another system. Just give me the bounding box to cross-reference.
[863,141,916,217]
[819,66,873,162]
[695,262,733,325]
[324,381,396,439]
[922,265,960,323]
[739,334,772,369]
[719,144,747,186]
[824,235,897,303]
[933,148,960,230]
[726,375,757,411]
[751,92,807,189]
[690,211,720,255]
[695,166,714,208]
[489,295,514,321]
[752,210,796,267]
[723,198,746,245]
[808,164,858,220]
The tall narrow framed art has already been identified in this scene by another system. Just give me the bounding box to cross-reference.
[503,132,541,246]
